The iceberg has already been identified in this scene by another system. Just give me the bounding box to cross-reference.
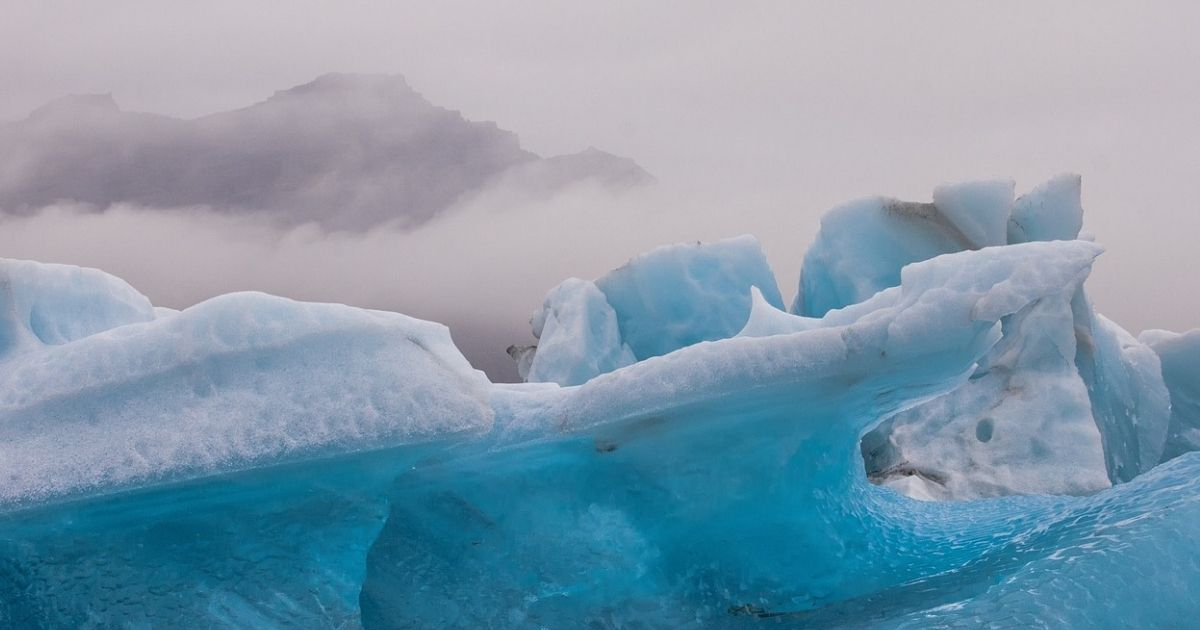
[795,176,1073,317]
[592,235,784,361]
[0,258,155,357]
[363,240,1133,628]
[0,287,493,509]
[796,175,1170,498]
[1142,329,1200,461]
[1008,173,1084,243]
[520,235,783,385]
[517,278,635,386]
[1,175,1198,628]
[0,261,494,628]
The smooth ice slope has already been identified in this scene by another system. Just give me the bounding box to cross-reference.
[520,235,783,385]
[1073,307,1171,482]
[596,235,784,360]
[521,278,635,386]
[1,445,432,629]
[0,258,155,357]
[930,179,1014,248]
[1143,329,1200,460]
[1008,174,1084,243]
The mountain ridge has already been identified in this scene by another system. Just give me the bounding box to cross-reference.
[0,73,653,230]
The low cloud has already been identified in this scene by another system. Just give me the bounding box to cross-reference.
[1,170,1194,382]
[0,74,652,231]
[0,179,792,380]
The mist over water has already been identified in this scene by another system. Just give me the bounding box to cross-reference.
[3,3,1200,379]
[2,166,1192,382]
[0,181,798,380]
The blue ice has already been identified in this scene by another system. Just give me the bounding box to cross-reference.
[1,176,1198,629]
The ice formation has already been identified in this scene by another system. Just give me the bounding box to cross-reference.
[0,262,493,508]
[0,258,155,357]
[1142,329,1200,460]
[520,235,784,385]
[1,175,1198,629]
[517,278,635,386]
[791,174,1171,498]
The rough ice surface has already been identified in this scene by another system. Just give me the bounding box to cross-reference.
[2,176,1200,629]
[865,260,1110,500]
[794,177,1049,317]
[801,176,1171,498]
[0,287,493,507]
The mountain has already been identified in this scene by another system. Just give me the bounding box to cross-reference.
[0,73,653,230]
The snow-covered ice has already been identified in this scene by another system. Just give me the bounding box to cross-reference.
[0,258,155,357]
[0,285,493,507]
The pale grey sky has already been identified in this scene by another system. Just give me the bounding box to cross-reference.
[1,2,1198,377]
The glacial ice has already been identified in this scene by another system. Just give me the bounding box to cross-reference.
[595,235,784,360]
[793,196,977,318]
[1,175,1199,629]
[794,177,1069,317]
[520,278,635,386]
[929,179,1014,248]
[0,258,155,357]
[1008,173,1084,243]
[521,235,783,385]
[0,284,493,508]
[1074,307,1172,482]
[864,264,1111,500]
[796,176,1170,498]
[1143,328,1200,461]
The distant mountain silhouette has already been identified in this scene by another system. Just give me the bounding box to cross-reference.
[0,73,653,229]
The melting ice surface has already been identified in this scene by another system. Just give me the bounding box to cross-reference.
[2,176,1199,629]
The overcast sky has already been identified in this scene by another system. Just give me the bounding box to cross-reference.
[2,2,1198,377]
